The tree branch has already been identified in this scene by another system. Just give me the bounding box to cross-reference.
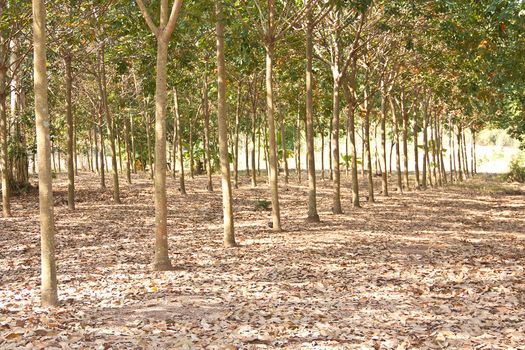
[135,0,159,37]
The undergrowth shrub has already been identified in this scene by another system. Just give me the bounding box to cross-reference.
[503,158,525,183]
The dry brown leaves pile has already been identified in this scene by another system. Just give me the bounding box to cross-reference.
[1,171,524,349]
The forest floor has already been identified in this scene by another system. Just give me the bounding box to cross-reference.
[1,170,525,349]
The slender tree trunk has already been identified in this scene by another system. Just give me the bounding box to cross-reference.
[401,96,410,190]
[364,107,374,203]
[457,126,463,181]
[296,110,301,183]
[264,3,281,231]
[99,45,120,203]
[422,101,429,189]
[145,109,153,179]
[462,131,469,177]
[234,82,241,188]
[330,72,343,214]
[342,81,359,207]
[0,33,11,217]
[250,77,257,187]
[98,108,106,188]
[390,97,402,193]
[151,36,172,270]
[304,0,319,221]
[216,0,236,247]
[33,0,58,306]
[64,54,75,209]
[189,114,194,179]
[281,120,288,185]
[125,113,132,184]
[174,87,186,195]
[380,88,388,196]
[470,129,478,175]
[321,131,325,180]
[203,72,213,191]
[130,114,136,173]
[245,133,250,177]
[413,110,420,189]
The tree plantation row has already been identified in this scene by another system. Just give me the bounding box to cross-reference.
[1,0,523,307]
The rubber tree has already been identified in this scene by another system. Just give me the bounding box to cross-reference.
[33,0,58,306]
[0,0,11,217]
[136,0,183,271]
[215,0,236,247]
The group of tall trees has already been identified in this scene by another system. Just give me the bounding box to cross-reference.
[1,0,523,306]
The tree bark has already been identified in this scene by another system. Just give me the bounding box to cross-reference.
[0,32,11,217]
[380,85,388,196]
[234,82,241,188]
[216,0,236,247]
[330,75,343,214]
[33,0,58,306]
[174,88,186,194]
[99,45,120,203]
[250,76,258,187]
[64,53,75,209]
[203,70,213,191]
[264,0,281,231]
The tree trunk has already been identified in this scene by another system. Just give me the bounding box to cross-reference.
[250,77,258,187]
[410,111,418,189]
[203,71,213,191]
[234,82,241,188]
[342,80,359,207]
[64,54,75,210]
[457,126,463,181]
[98,107,106,188]
[99,45,120,203]
[174,88,186,195]
[304,0,319,221]
[280,120,288,185]
[364,107,374,203]
[330,73,342,213]
[189,114,194,179]
[390,97,402,193]
[296,110,301,183]
[422,101,429,189]
[145,109,153,179]
[380,88,388,196]
[33,0,58,306]
[462,131,469,177]
[321,131,325,180]
[150,35,173,270]
[216,0,236,247]
[130,114,136,173]
[0,32,11,217]
[125,113,132,184]
[264,2,281,231]
[401,95,410,190]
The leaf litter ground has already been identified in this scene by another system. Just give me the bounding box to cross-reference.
[1,172,524,349]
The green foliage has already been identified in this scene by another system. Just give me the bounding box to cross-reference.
[503,157,525,183]
[254,199,271,211]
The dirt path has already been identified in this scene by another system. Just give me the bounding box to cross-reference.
[1,172,524,349]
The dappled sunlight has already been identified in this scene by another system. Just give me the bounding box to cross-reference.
[1,172,525,348]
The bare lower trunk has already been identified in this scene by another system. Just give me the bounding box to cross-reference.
[33,0,58,306]
[64,54,75,209]
[151,37,173,271]
[281,121,288,185]
[380,92,388,196]
[234,82,241,189]
[174,87,186,195]
[99,45,120,203]
[216,1,236,247]
[330,74,342,214]
[264,10,281,231]
[203,72,213,191]
[0,47,11,217]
